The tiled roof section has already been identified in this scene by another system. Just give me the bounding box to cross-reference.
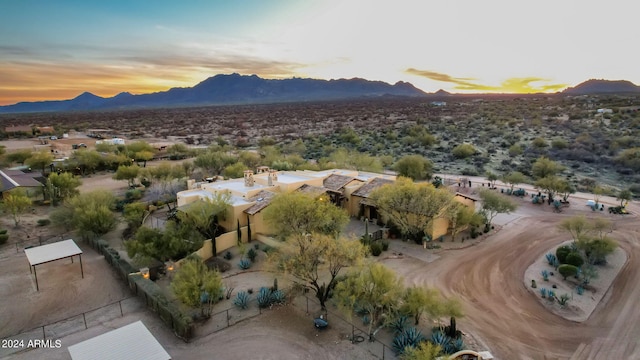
[296,183,327,197]
[351,177,394,198]
[0,169,44,192]
[244,190,276,215]
[455,192,479,202]
[323,174,357,192]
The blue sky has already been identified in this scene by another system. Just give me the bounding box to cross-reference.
[1,0,637,104]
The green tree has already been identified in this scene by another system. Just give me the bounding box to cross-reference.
[370,177,454,242]
[6,150,33,165]
[263,192,349,240]
[166,143,192,159]
[558,215,590,242]
[508,143,523,157]
[171,256,223,317]
[446,204,483,242]
[617,189,633,207]
[25,150,54,174]
[486,171,498,188]
[113,165,141,187]
[531,156,564,179]
[53,190,117,240]
[478,189,518,225]
[452,143,476,158]
[134,150,154,167]
[272,233,366,309]
[400,341,443,360]
[178,192,231,255]
[334,263,404,340]
[393,155,433,181]
[194,151,237,178]
[47,172,82,202]
[123,202,149,231]
[72,149,104,175]
[222,162,247,179]
[125,222,203,263]
[535,176,570,201]
[558,264,578,280]
[400,286,442,325]
[531,137,548,148]
[1,189,32,227]
[502,171,527,192]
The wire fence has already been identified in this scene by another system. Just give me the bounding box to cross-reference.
[291,294,395,360]
[0,297,140,358]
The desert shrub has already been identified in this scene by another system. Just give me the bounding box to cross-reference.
[565,252,584,268]
[233,291,250,309]
[246,248,257,262]
[381,240,390,251]
[452,143,476,158]
[0,230,8,245]
[125,189,143,201]
[370,242,383,256]
[37,219,51,226]
[558,293,570,306]
[556,245,572,264]
[238,259,251,270]
[558,264,578,280]
[223,251,232,260]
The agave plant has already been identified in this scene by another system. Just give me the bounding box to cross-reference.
[558,293,571,306]
[576,286,585,295]
[233,291,250,309]
[431,330,451,348]
[541,270,549,281]
[270,289,286,305]
[540,288,547,298]
[545,253,557,266]
[392,327,425,355]
[257,287,272,308]
[389,315,409,334]
[238,258,251,270]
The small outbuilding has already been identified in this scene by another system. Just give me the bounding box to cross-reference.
[24,239,84,291]
[68,320,171,360]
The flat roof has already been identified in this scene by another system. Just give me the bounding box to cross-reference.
[24,239,82,266]
[275,172,315,184]
[201,179,269,195]
[68,321,171,360]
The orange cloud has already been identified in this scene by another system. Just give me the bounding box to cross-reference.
[405,68,567,93]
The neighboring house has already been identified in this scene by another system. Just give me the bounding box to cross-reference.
[4,125,33,136]
[349,177,395,220]
[431,192,479,240]
[36,126,55,135]
[0,169,44,197]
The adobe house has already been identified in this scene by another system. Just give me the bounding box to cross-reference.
[322,173,364,208]
[349,177,395,221]
[430,192,480,240]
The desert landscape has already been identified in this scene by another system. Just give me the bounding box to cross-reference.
[1,160,638,359]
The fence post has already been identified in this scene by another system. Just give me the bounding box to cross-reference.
[306,296,309,314]
[119,300,124,316]
[226,309,230,328]
[83,313,87,329]
[42,326,46,340]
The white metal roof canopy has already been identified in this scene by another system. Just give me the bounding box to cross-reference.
[68,321,171,360]
[24,239,83,291]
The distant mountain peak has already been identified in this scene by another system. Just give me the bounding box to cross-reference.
[563,79,640,95]
[434,89,452,96]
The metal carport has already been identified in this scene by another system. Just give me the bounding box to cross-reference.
[24,239,83,291]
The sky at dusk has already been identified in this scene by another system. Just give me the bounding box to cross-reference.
[0,0,637,105]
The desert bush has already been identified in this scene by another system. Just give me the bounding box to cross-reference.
[246,248,257,262]
[370,242,383,256]
[558,293,570,306]
[558,264,578,280]
[125,189,143,201]
[36,218,51,226]
[556,245,572,264]
[223,251,232,260]
[0,229,8,245]
[381,240,390,251]
[452,143,476,158]
[565,252,584,268]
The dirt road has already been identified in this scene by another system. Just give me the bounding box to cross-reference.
[388,196,640,359]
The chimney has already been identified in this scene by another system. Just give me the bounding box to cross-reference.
[269,169,278,181]
[244,170,255,187]
[267,172,273,186]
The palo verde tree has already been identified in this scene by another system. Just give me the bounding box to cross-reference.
[392,154,433,181]
[47,172,82,202]
[113,164,141,187]
[193,151,238,179]
[485,171,498,188]
[171,255,223,317]
[51,190,117,240]
[1,188,32,227]
[25,150,54,175]
[617,189,633,207]
[534,176,571,202]
[502,171,527,192]
[478,189,518,226]
[334,262,404,340]
[177,192,231,255]
[125,221,204,264]
[271,233,366,310]
[531,156,565,179]
[445,203,483,242]
[262,192,349,240]
[370,177,454,243]
[400,342,443,360]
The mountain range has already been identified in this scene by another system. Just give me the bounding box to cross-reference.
[0,74,638,113]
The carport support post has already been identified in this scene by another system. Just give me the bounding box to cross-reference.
[79,254,84,278]
[34,265,39,291]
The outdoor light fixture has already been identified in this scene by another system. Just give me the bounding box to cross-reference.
[141,267,150,279]
[165,260,174,272]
